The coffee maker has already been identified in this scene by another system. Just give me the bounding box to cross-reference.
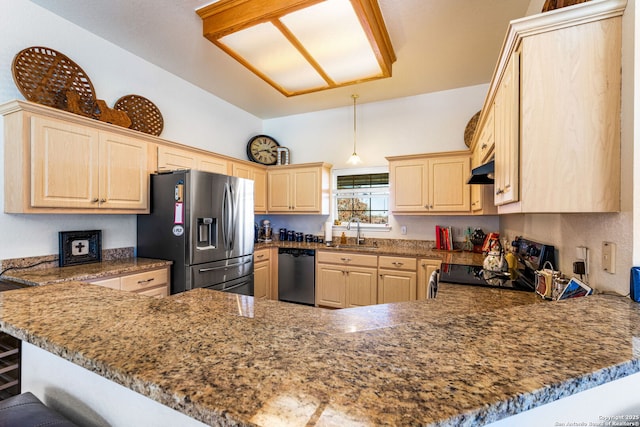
[260,219,272,242]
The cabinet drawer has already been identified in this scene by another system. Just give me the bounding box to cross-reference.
[121,268,168,292]
[317,251,378,267]
[378,256,417,271]
[254,249,270,262]
[90,277,121,290]
[136,286,169,298]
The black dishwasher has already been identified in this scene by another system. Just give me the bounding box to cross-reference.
[278,248,315,305]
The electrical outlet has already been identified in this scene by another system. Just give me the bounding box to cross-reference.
[602,242,616,274]
[401,225,407,235]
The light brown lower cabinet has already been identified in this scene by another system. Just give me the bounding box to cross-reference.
[418,259,441,300]
[315,252,436,308]
[89,266,170,297]
[315,251,378,308]
[378,256,417,304]
[253,248,271,300]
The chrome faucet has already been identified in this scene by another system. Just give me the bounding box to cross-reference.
[347,217,365,245]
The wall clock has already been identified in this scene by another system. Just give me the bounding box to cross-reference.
[246,135,279,165]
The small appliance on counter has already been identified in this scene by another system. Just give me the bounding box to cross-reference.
[470,228,486,253]
[259,219,272,242]
[482,238,507,274]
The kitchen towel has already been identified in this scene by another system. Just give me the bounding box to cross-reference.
[325,222,333,243]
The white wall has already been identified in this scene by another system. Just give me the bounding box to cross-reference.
[0,0,261,259]
[263,84,489,168]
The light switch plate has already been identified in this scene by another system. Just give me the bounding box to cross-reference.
[602,241,616,274]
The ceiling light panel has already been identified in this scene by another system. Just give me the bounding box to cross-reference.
[197,0,395,96]
[220,22,329,92]
[280,0,383,84]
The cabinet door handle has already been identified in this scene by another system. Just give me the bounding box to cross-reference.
[137,278,155,284]
[100,198,107,203]
[256,254,264,259]
[505,184,511,189]
[91,198,99,203]
[392,261,404,267]
[481,143,487,149]
[496,189,504,195]
[340,257,351,262]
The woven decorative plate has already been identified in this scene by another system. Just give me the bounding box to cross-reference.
[12,46,96,117]
[114,95,164,136]
[463,110,481,147]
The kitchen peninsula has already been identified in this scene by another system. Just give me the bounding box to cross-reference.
[0,282,639,426]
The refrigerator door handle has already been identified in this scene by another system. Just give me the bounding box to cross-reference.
[228,183,236,250]
[198,259,251,273]
[222,182,231,251]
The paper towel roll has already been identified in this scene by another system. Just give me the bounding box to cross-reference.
[325,222,333,242]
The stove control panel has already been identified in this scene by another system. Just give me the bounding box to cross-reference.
[513,237,555,272]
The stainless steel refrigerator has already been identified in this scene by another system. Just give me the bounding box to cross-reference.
[137,170,254,295]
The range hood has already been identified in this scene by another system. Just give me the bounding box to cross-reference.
[467,160,494,185]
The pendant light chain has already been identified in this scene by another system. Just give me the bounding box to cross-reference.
[353,94,358,155]
[348,94,362,165]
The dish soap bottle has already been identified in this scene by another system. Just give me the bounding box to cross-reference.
[340,232,347,244]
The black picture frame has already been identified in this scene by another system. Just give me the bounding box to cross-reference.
[58,230,102,267]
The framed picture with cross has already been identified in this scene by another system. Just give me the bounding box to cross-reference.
[58,230,102,267]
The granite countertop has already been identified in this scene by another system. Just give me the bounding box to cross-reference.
[0,282,638,426]
[256,241,486,265]
[2,257,172,286]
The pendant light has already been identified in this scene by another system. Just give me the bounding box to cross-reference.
[347,94,362,165]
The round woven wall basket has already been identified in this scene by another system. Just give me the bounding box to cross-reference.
[464,110,481,148]
[12,46,97,117]
[114,95,164,136]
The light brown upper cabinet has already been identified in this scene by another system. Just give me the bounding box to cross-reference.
[231,161,267,214]
[157,146,267,213]
[387,151,471,214]
[493,51,520,207]
[267,163,332,214]
[470,1,624,213]
[157,145,229,176]
[2,101,152,214]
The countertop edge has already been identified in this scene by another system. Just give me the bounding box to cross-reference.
[442,360,640,427]
[3,258,173,286]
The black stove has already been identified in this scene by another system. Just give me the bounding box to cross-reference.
[439,237,555,292]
